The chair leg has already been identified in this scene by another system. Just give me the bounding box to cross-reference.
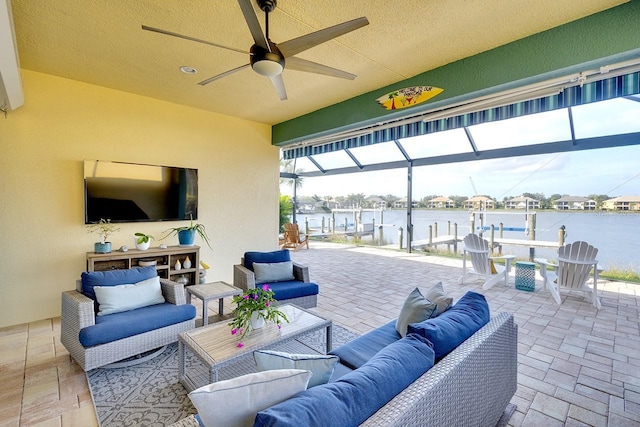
[548,282,562,305]
[482,274,502,290]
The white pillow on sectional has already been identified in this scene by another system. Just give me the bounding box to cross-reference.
[188,369,311,427]
[94,275,165,316]
[254,350,339,387]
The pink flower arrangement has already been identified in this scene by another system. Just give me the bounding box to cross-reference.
[228,284,289,346]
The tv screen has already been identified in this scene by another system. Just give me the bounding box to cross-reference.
[84,160,198,224]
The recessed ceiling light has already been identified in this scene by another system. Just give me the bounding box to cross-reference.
[179,66,198,74]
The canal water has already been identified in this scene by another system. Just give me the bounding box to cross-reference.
[296,210,640,272]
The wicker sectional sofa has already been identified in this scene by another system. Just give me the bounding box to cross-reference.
[173,309,517,426]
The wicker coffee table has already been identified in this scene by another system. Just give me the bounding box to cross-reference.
[178,304,332,392]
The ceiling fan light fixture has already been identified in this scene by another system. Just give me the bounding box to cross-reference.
[252,59,284,76]
[250,43,285,77]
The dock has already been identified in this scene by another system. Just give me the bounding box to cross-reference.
[412,235,461,249]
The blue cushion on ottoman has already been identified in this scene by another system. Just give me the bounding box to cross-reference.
[78,302,196,347]
[329,319,400,369]
[407,291,490,360]
[81,266,157,301]
[254,333,435,427]
[244,250,291,271]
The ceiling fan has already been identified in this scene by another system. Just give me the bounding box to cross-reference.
[142,0,369,101]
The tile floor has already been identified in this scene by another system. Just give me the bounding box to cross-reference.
[2,241,639,426]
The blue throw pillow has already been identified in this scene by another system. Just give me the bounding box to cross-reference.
[254,333,435,427]
[243,250,291,271]
[407,291,490,360]
[81,266,157,301]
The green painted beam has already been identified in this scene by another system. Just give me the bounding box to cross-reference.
[273,1,640,147]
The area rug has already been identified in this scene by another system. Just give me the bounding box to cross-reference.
[87,325,358,427]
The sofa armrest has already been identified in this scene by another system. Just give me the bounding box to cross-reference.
[61,290,96,331]
[160,278,187,305]
[234,264,255,292]
[292,262,310,283]
[361,312,518,427]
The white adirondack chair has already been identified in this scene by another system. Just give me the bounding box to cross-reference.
[459,233,515,290]
[535,241,601,309]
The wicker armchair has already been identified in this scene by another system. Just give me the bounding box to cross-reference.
[234,250,318,309]
[61,277,195,371]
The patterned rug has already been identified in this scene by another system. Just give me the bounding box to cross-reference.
[87,325,358,427]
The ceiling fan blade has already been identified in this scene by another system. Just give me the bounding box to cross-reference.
[278,17,369,58]
[237,0,270,50]
[142,25,247,55]
[286,57,356,80]
[269,74,288,101]
[198,64,251,86]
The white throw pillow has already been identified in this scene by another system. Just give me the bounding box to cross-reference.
[253,261,295,284]
[94,275,165,316]
[188,369,311,427]
[254,350,339,387]
[424,281,453,316]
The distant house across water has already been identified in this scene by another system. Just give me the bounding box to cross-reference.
[366,196,387,210]
[427,196,455,209]
[464,196,495,210]
[553,196,597,210]
[394,197,419,208]
[602,196,640,211]
[505,196,540,210]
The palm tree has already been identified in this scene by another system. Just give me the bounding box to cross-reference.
[279,195,293,232]
[280,158,304,190]
[280,158,303,223]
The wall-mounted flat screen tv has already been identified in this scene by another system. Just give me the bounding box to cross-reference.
[84,160,198,224]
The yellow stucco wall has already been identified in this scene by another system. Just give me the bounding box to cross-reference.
[0,70,279,328]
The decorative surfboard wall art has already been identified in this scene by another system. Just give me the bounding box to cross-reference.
[376,85,443,110]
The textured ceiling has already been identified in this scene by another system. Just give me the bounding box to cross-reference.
[11,0,627,125]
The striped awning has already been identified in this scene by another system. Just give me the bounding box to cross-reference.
[282,71,640,160]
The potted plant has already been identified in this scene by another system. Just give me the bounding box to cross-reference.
[228,285,289,347]
[134,232,154,250]
[163,215,212,248]
[87,218,120,253]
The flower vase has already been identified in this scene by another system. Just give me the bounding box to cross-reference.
[250,311,265,330]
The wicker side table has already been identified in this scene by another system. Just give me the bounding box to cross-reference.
[186,281,242,326]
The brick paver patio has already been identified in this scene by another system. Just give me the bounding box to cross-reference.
[2,241,639,425]
[292,242,640,426]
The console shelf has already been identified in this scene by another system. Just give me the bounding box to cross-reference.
[86,245,200,286]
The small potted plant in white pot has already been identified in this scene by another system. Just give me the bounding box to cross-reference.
[134,232,154,250]
[87,218,120,253]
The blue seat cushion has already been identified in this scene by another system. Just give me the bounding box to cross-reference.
[329,320,400,370]
[254,333,435,427]
[243,250,291,271]
[81,266,157,301]
[407,291,490,360]
[78,302,196,347]
[269,281,318,301]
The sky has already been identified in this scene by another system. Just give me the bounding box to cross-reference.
[280,96,640,201]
